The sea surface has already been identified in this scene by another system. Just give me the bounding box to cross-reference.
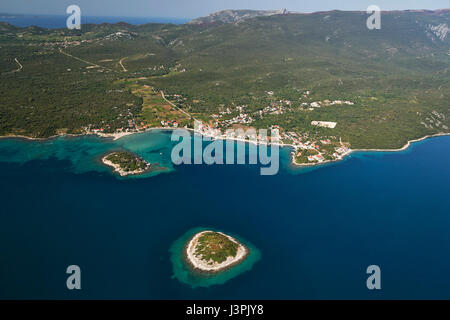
[0,131,449,299]
[0,14,189,28]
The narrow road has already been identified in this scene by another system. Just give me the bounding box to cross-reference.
[119,57,127,72]
[1,57,23,75]
[13,58,23,72]
[59,49,114,72]
[160,90,197,121]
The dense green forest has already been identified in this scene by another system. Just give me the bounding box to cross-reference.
[0,10,449,149]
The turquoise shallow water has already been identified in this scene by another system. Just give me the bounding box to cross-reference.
[0,131,449,299]
[0,131,176,178]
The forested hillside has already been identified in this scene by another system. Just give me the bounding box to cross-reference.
[0,9,448,150]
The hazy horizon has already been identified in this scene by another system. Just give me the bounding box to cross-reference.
[0,0,448,19]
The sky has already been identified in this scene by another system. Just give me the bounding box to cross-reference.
[0,0,448,19]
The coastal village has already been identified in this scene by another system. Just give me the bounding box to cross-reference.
[185,89,352,165]
[84,84,352,166]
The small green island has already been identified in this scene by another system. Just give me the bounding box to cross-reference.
[170,228,260,287]
[102,151,150,176]
[186,231,248,272]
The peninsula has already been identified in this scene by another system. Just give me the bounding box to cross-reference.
[185,231,248,272]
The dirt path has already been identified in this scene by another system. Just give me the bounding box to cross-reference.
[1,57,23,75]
[160,90,197,121]
[119,57,127,72]
[13,58,23,72]
[59,49,114,72]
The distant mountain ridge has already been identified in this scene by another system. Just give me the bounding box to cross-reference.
[187,8,450,25]
[187,9,289,25]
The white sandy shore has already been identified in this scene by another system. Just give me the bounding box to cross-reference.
[96,131,136,140]
[101,153,149,176]
[186,231,248,272]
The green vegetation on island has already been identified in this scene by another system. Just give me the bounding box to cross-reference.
[103,151,149,174]
[193,231,239,264]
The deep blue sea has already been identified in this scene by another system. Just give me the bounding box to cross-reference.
[0,131,449,299]
[0,14,189,28]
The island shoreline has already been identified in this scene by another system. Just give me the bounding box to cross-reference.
[101,152,151,176]
[184,231,249,274]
